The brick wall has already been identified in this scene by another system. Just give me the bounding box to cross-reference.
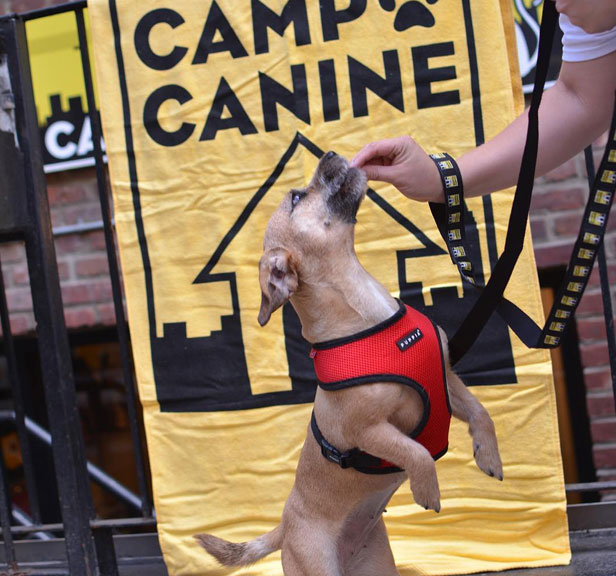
[0,168,114,334]
[0,0,59,15]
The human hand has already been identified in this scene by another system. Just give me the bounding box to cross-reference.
[350,136,443,203]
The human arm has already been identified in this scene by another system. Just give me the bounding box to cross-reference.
[459,50,616,198]
[350,49,616,202]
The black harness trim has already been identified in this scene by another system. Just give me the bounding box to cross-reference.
[312,300,407,350]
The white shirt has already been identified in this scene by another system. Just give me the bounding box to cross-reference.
[560,14,616,62]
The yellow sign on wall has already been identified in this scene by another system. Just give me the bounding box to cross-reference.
[26,11,101,172]
[88,0,569,574]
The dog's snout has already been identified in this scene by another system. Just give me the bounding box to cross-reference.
[323,151,337,160]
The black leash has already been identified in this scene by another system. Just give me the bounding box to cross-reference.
[429,0,616,366]
[585,146,616,415]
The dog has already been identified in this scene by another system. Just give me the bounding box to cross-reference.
[195,152,503,575]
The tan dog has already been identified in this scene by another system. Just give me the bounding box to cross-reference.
[195,152,503,575]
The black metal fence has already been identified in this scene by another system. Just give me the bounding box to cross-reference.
[0,1,614,575]
[0,2,157,574]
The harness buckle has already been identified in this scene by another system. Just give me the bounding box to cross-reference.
[320,442,351,469]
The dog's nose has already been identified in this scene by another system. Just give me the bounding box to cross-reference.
[323,151,337,160]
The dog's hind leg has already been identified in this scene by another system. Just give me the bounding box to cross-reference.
[281,525,343,576]
[446,368,503,481]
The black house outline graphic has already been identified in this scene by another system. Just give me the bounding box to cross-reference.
[105,0,518,413]
[151,133,515,413]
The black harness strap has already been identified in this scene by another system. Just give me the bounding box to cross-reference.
[430,1,616,365]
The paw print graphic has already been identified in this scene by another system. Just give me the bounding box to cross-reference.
[378,0,438,31]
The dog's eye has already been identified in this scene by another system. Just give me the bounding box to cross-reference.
[291,190,306,209]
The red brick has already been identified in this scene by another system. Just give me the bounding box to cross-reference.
[64,307,97,329]
[591,418,616,444]
[54,234,90,255]
[576,317,608,342]
[533,242,575,268]
[97,303,117,326]
[54,231,107,256]
[530,185,585,211]
[580,342,610,367]
[594,444,616,470]
[75,256,110,278]
[604,236,616,261]
[554,213,585,239]
[530,217,547,241]
[61,284,88,306]
[61,205,103,227]
[585,367,615,391]
[47,183,87,206]
[90,280,113,302]
[90,231,108,251]
[17,260,72,285]
[8,313,35,335]
[540,158,578,182]
[11,264,30,286]
[587,392,616,418]
[605,235,616,259]
[49,207,64,228]
[61,281,112,306]
[57,261,72,282]
[586,263,604,287]
[5,289,33,313]
[0,243,26,264]
[577,290,606,316]
[3,0,47,15]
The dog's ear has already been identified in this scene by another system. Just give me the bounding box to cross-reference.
[258,248,298,326]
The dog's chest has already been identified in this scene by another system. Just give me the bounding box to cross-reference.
[337,483,402,562]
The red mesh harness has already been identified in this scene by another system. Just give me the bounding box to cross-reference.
[310,300,451,474]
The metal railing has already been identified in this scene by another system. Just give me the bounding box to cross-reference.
[0,2,155,573]
[0,411,145,513]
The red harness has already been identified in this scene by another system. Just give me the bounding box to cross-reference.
[310,301,451,474]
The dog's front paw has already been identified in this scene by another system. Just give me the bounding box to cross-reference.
[411,478,441,513]
[473,437,503,481]
[469,412,504,481]
[410,456,441,513]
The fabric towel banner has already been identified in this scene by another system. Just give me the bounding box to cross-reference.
[88,0,570,573]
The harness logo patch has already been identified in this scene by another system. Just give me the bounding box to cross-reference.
[396,328,423,351]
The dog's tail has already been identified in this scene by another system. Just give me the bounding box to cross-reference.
[194,524,282,567]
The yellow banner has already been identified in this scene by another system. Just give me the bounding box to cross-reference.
[88,0,569,573]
